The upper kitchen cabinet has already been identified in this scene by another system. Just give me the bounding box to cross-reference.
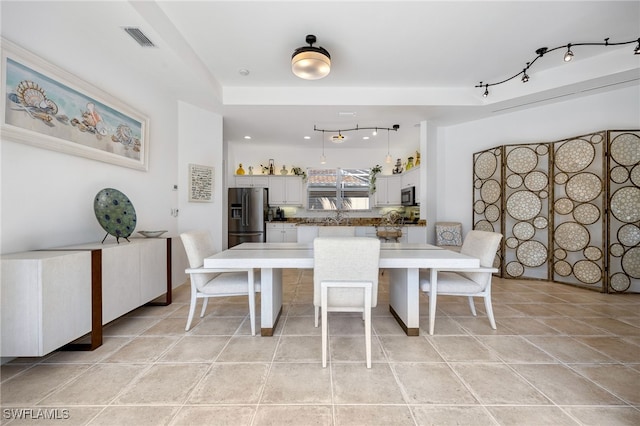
[401,166,420,195]
[235,175,269,187]
[268,176,303,206]
[374,175,402,206]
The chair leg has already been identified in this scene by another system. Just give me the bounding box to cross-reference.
[364,285,372,369]
[314,306,320,328]
[248,269,256,336]
[200,297,209,318]
[468,296,477,316]
[484,294,497,329]
[321,285,329,368]
[185,285,198,331]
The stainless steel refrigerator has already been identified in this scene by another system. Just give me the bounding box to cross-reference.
[228,187,268,248]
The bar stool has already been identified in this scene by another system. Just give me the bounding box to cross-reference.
[435,222,463,252]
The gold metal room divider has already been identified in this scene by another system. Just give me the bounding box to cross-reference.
[472,130,639,293]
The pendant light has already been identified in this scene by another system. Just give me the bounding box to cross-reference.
[385,129,392,164]
[292,35,331,80]
[320,130,326,164]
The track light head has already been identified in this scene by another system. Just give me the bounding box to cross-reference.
[483,85,489,98]
[635,39,640,55]
[564,44,574,62]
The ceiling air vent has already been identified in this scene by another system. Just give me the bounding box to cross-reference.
[123,27,156,47]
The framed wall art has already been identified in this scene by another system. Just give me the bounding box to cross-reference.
[1,38,149,171]
[188,163,214,202]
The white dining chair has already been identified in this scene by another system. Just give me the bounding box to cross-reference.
[419,230,502,334]
[313,237,381,368]
[317,226,356,237]
[180,230,261,335]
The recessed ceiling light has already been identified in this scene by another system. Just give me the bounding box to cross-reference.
[239,69,250,76]
[363,136,370,140]
[304,136,311,140]
[338,112,356,117]
[244,136,251,139]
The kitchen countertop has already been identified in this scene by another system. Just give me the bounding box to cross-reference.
[268,218,427,227]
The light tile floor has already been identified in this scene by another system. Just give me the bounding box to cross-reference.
[2,270,639,425]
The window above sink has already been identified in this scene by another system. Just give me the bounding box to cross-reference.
[307,168,371,211]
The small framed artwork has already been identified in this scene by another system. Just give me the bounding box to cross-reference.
[1,38,149,171]
[188,163,214,202]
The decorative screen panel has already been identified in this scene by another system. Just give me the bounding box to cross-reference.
[472,146,503,272]
[503,143,551,280]
[607,131,640,293]
[472,129,639,293]
[552,132,606,290]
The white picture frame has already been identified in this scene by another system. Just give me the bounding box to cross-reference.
[1,38,149,171]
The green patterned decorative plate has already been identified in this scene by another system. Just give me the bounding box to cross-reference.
[94,188,137,243]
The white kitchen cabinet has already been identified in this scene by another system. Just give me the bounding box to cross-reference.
[297,226,319,243]
[267,222,297,242]
[269,176,303,205]
[401,166,420,192]
[1,251,93,357]
[407,226,427,243]
[374,175,402,206]
[235,175,269,187]
[355,226,378,238]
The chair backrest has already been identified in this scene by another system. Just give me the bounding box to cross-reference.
[180,230,217,290]
[459,230,503,289]
[318,226,356,237]
[313,237,381,308]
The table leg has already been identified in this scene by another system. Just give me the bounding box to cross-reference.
[388,268,420,336]
[429,268,438,335]
[260,267,283,336]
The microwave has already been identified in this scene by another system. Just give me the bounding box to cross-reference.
[401,186,416,206]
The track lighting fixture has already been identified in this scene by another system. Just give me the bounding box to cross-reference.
[313,124,399,139]
[476,36,639,97]
[314,124,399,163]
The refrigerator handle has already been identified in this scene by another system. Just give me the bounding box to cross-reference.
[242,190,249,227]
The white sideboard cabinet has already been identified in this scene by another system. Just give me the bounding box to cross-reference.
[1,238,172,357]
[57,238,170,324]
[1,250,93,357]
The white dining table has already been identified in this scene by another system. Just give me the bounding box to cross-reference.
[204,242,480,336]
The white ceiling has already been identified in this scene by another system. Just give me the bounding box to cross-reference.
[2,1,639,150]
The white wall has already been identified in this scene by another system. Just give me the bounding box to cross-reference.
[434,86,640,234]
[1,89,180,255]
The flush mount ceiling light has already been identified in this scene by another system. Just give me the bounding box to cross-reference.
[476,36,640,97]
[292,35,331,80]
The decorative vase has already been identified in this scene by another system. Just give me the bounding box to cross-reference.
[280,165,288,175]
[248,166,253,175]
[406,157,414,170]
[236,163,245,175]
